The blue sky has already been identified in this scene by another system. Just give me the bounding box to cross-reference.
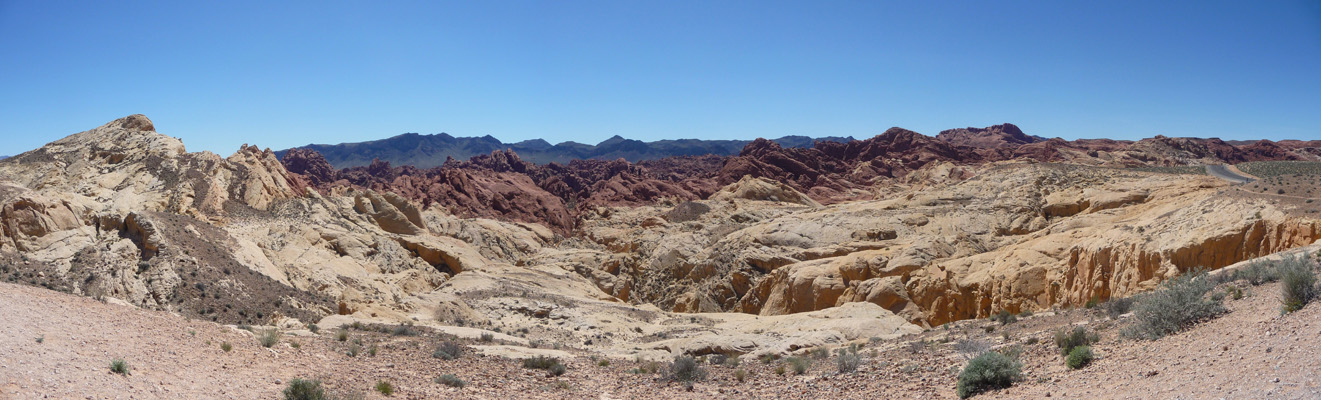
[1,1,1318,156]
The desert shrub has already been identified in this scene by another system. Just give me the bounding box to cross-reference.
[1084,295,1100,309]
[368,345,378,357]
[307,323,319,334]
[956,338,991,360]
[524,356,566,376]
[283,378,326,400]
[1065,346,1093,369]
[993,310,1017,325]
[1279,256,1318,314]
[35,335,43,344]
[598,359,610,367]
[391,323,417,336]
[1024,337,1039,345]
[1235,261,1280,285]
[435,374,466,388]
[667,356,707,383]
[835,347,861,373]
[1053,326,1096,356]
[479,333,494,342]
[221,342,232,352]
[259,329,281,348]
[335,328,349,342]
[774,364,786,375]
[785,356,810,375]
[433,340,464,361]
[810,347,828,359]
[1103,296,1136,319]
[955,351,1021,399]
[110,359,130,375]
[723,356,740,368]
[346,343,361,357]
[374,380,393,396]
[734,368,748,382]
[1122,270,1226,340]
[759,353,778,364]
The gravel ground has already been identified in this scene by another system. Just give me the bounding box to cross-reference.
[2,277,1319,399]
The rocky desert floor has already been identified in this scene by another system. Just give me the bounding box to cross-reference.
[4,263,1320,400]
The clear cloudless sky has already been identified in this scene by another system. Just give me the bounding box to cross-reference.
[1,1,1319,156]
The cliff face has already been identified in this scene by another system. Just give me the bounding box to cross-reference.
[579,162,1321,327]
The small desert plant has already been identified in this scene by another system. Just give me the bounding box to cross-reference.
[734,368,748,382]
[110,359,130,375]
[956,338,992,360]
[759,353,778,364]
[598,359,610,367]
[810,347,828,359]
[785,356,810,375]
[1278,256,1318,314]
[479,333,494,342]
[523,356,566,376]
[1084,294,1100,309]
[1053,326,1096,356]
[390,323,417,336]
[1065,346,1093,369]
[1122,270,1226,340]
[1024,337,1039,345]
[667,356,707,383]
[993,310,1017,325]
[307,323,319,334]
[1235,261,1280,285]
[835,347,861,373]
[774,364,786,375]
[346,343,361,357]
[374,380,393,396]
[955,351,1022,399]
[282,378,326,400]
[433,341,463,360]
[435,374,466,388]
[1102,296,1136,319]
[259,329,281,348]
[335,328,349,342]
[35,335,43,344]
[221,342,233,352]
[368,345,378,357]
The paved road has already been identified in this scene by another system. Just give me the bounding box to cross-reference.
[1206,164,1254,183]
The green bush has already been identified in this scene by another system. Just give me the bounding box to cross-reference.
[221,342,232,352]
[307,323,319,334]
[1102,296,1136,319]
[956,351,1022,399]
[993,310,1017,325]
[785,356,810,375]
[110,359,130,375]
[374,380,393,396]
[1121,269,1224,340]
[259,329,281,348]
[1235,261,1280,285]
[335,328,349,342]
[523,356,566,376]
[435,374,466,388]
[1065,346,1093,369]
[1053,326,1096,356]
[283,378,326,400]
[1279,256,1318,314]
[835,347,861,373]
[667,356,707,383]
[432,341,463,360]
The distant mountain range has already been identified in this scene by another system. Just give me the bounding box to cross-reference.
[276,133,856,168]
